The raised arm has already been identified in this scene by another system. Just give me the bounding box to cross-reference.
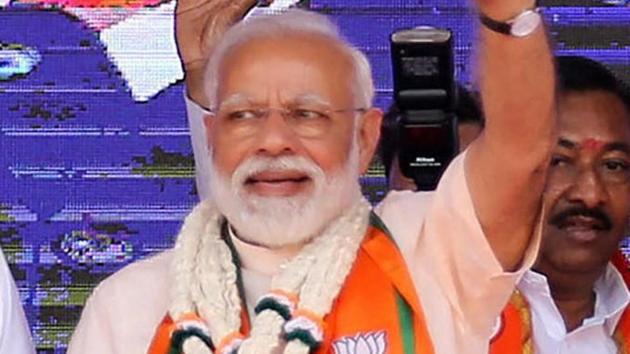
[175,0,258,108]
[175,0,258,199]
[467,1,555,270]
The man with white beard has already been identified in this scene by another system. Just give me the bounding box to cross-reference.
[68,1,556,353]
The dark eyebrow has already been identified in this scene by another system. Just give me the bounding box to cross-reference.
[604,142,630,154]
[557,138,577,150]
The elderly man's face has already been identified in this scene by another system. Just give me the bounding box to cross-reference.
[204,34,381,246]
[540,90,630,273]
[212,34,375,195]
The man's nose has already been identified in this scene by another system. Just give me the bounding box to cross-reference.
[253,109,301,157]
[565,167,609,209]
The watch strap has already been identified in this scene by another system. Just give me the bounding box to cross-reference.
[479,13,513,35]
[479,7,541,37]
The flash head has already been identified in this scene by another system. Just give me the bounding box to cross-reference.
[391,27,455,111]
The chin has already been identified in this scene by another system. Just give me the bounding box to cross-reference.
[544,249,610,274]
[233,197,329,247]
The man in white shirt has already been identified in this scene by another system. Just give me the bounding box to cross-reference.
[490,56,630,354]
[0,248,35,354]
[68,1,555,353]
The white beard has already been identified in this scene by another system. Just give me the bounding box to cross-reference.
[207,140,362,248]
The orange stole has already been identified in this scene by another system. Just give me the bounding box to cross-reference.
[490,250,630,354]
[489,291,533,354]
[148,222,435,354]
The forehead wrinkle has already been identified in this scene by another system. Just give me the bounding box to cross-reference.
[271,64,335,108]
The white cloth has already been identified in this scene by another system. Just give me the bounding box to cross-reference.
[184,92,212,201]
[516,265,630,354]
[0,248,35,354]
[98,1,184,102]
[67,98,540,354]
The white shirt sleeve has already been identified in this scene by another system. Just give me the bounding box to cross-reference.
[67,285,117,354]
[0,249,35,354]
[68,252,173,354]
[376,151,541,353]
[185,92,213,202]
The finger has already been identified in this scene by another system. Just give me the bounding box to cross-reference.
[225,0,259,20]
[176,0,219,16]
[202,0,257,36]
[175,0,256,21]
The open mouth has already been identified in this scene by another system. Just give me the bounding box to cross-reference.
[244,170,312,196]
[560,215,607,231]
[557,215,608,242]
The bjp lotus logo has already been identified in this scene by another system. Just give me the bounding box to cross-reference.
[333,331,387,354]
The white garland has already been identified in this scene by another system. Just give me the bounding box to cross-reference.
[168,197,371,354]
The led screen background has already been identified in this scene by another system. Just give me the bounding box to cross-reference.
[0,1,628,352]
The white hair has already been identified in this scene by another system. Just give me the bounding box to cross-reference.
[204,9,375,109]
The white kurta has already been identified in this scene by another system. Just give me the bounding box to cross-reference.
[68,155,539,354]
[67,97,540,354]
[0,248,35,354]
[374,152,539,354]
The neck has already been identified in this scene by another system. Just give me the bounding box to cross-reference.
[533,262,605,332]
[230,227,304,276]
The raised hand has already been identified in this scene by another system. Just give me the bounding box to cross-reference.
[175,0,258,106]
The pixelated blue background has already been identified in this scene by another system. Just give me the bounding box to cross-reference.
[0,1,628,352]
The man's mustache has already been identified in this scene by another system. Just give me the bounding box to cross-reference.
[548,206,613,230]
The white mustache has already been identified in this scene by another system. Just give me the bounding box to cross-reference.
[231,155,326,192]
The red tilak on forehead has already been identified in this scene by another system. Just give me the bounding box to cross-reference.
[580,138,605,151]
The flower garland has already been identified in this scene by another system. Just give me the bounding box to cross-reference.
[168,197,371,354]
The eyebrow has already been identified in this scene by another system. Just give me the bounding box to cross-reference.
[217,93,256,110]
[556,137,630,153]
[288,94,333,108]
[217,93,333,110]
[557,138,577,150]
[604,142,630,154]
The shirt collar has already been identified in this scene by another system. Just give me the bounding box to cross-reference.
[594,264,630,334]
[519,263,630,335]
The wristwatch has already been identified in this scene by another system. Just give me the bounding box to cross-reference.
[479,8,542,38]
